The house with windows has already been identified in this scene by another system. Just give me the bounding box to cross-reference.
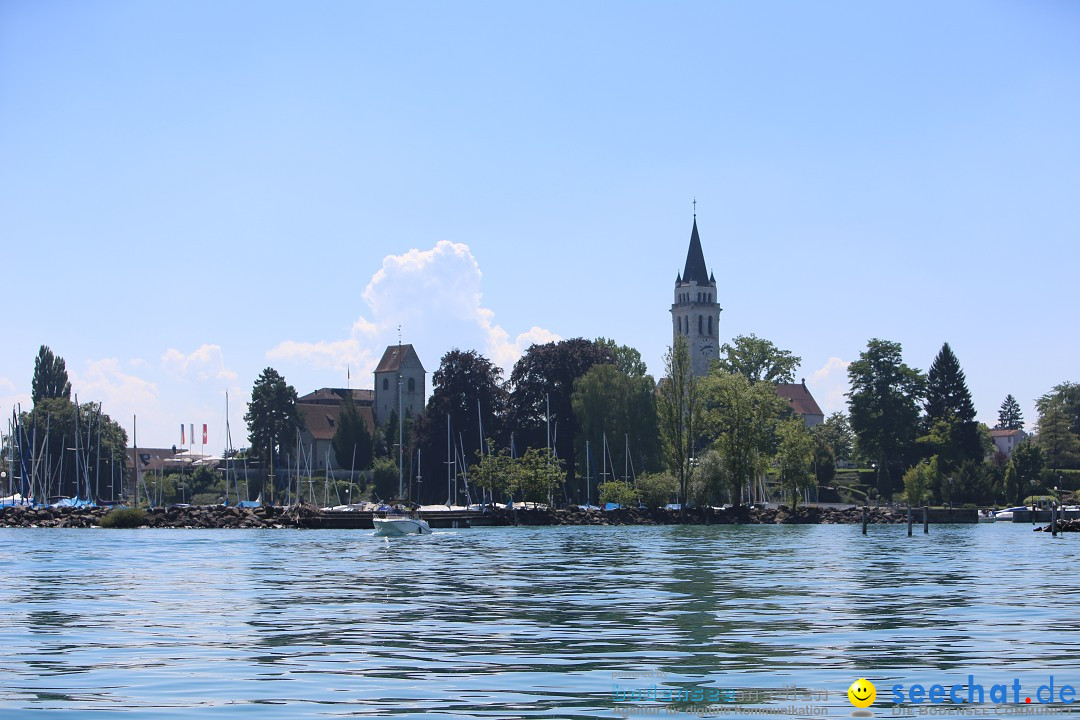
[989,428,1027,458]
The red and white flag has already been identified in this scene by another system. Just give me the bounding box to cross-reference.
[190,424,195,446]
[202,424,208,444]
[180,424,185,445]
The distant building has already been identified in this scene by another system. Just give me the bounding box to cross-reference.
[296,388,376,471]
[775,380,825,427]
[989,428,1027,458]
[373,343,426,426]
[671,216,722,377]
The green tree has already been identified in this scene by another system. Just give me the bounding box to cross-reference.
[244,367,303,502]
[411,348,509,504]
[776,418,816,510]
[595,337,648,377]
[571,363,661,495]
[332,396,374,472]
[996,394,1024,431]
[922,342,981,468]
[701,370,788,504]
[689,449,725,506]
[31,345,72,404]
[1012,441,1045,500]
[716,334,801,384]
[811,430,837,486]
[1036,382,1080,436]
[902,457,939,506]
[597,480,640,507]
[847,339,925,496]
[508,339,614,494]
[816,412,854,463]
[656,335,702,504]
[1036,404,1080,470]
[1003,461,1019,506]
[511,447,564,506]
[472,445,514,500]
[369,456,399,501]
[635,472,678,509]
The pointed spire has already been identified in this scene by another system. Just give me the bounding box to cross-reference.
[676,271,682,284]
[682,217,711,285]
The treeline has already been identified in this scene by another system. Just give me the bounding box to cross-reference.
[847,339,1080,506]
[248,334,847,507]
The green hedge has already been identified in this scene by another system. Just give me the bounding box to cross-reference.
[100,507,148,528]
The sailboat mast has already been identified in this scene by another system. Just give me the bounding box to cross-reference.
[132,415,139,506]
[445,413,452,508]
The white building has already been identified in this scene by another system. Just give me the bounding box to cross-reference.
[989,428,1027,458]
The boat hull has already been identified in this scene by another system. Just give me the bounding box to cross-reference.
[373,517,432,536]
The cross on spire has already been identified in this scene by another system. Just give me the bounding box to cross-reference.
[692,197,696,218]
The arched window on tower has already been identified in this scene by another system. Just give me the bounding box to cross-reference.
[382,378,388,391]
[708,316,713,335]
[698,315,703,334]
[684,316,689,334]
[677,316,682,333]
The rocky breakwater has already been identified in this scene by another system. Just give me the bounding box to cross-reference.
[1034,519,1080,533]
[0,504,297,529]
[0,504,109,528]
[493,504,908,526]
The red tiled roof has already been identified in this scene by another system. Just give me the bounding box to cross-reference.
[989,428,1023,437]
[774,382,824,418]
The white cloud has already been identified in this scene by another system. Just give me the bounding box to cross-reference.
[72,358,161,423]
[0,376,31,418]
[269,240,559,377]
[161,344,237,382]
[808,357,851,415]
[267,339,375,374]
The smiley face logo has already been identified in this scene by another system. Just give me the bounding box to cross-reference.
[848,678,876,708]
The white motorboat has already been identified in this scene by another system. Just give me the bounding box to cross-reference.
[993,506,1029,521]
[372,513,432,536]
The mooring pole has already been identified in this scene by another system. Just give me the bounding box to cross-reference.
[907,505,913,537]
[923,504,929,534]
[862,506,868,535]
[1052,502,1058,537]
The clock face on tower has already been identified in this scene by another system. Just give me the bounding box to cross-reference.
[700,344,715,355]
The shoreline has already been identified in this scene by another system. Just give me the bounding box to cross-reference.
[0,503,978,529]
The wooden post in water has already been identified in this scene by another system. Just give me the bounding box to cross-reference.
[1052,502,1058,537]
[907,505,913,536]
[923,504,929,534]
[862,506,868,534]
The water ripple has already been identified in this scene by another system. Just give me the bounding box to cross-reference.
[1,523,1079,717]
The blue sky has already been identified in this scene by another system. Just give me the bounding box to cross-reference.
[2,1,1078,450]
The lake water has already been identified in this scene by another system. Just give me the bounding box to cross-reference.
[1,523,1078,718]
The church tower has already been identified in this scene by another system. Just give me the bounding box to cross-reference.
[671,215,722,377]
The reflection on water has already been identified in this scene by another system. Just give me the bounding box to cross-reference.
[1,524,1079,717]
